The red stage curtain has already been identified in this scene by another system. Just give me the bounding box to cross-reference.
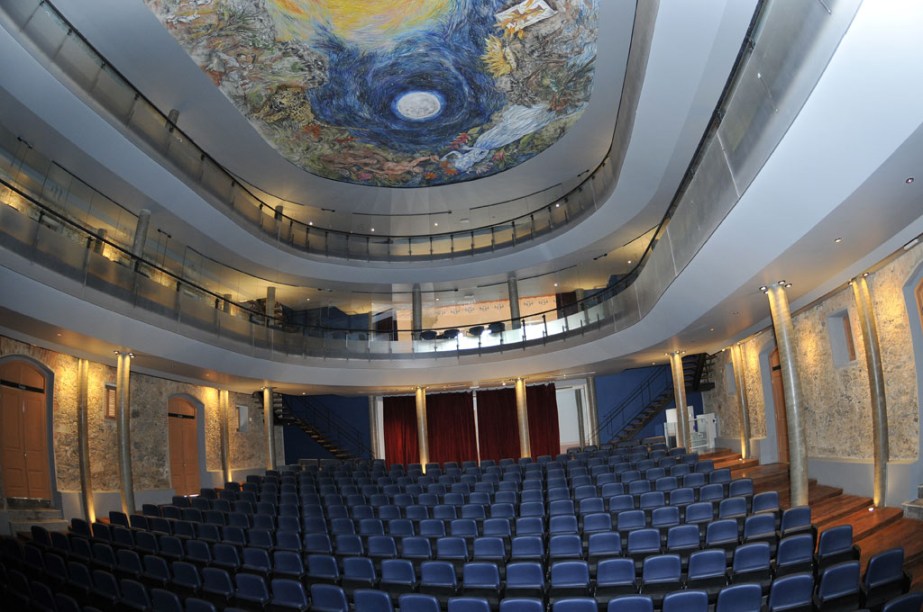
[383,395,419,468]
[527,383,560,458]
[475,388,520,462]
[426,392,478,465]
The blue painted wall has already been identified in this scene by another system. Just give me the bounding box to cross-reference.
[282,394,371,463]
[594,367,704,443]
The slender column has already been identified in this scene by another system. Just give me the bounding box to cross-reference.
[851,276,889,506]
[93,228,107,254]
[76,358,95,523]
[730,345,752,459]
[131,209,151,257]
[412,284,423,340]
[585,376,599,446]
[368,395,381,460]
[263,387,276,470]
[515,378,532,458]
[669,352,690,451]
[575,388,586,448]
[508,277,521,329]
[764,282,809,507]
[116,352,135,514]
[415,387,429,468]
[266,287,276,327]
[219,390,231,485]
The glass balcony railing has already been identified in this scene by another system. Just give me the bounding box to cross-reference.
[0,0,612,262]
[0,0,854,361]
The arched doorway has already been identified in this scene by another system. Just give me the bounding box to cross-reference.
[769,348,789,463]
[0,359,52,500]
[168,396,201,496]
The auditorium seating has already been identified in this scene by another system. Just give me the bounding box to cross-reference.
[0,445,917,610]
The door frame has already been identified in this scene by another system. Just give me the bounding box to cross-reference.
[167,393,207,494]
[0,355,58,507]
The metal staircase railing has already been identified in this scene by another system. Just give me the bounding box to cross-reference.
[593,366,673,445]
[275,394,371,461]
[593,353,715,445]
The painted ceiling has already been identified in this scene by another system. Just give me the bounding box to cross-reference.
[145,0,598,188]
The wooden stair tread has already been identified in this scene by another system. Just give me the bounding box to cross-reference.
[823,505,903,542]
[810,494,874,527]
[854,517,923,572]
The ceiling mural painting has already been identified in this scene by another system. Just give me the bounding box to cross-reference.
[145,0,598,188]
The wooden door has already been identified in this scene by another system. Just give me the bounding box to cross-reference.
[0,361,51,500]
[168,398,200,496]
[770,348,789,463]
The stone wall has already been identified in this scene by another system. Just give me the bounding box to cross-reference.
[0,334,267,506]
[703,242,922,461]
[229,391,265,470]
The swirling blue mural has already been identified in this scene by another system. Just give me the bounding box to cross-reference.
[145,0,598,188]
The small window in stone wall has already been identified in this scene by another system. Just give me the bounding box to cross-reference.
[724,363,736,395]
[828,310,857,367]
[236,404,249,433]
[105,383,117,419]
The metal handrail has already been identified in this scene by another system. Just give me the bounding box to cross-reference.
[593,366,673,444]
[291,396,372,460]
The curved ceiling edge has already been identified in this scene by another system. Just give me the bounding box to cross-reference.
[0,1,754,286]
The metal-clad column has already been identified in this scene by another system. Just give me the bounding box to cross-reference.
[586,376,599,446]
[131,209,151,257]
[669,352,690,451]
[515,379,531,458]
[508,277,521,329]
[266,287,276,326]
[851,276,889,507]
[575,388,586,448]
[76,358,95,523]
[412,284,423,340]
[368,395,381,460]
[116,351,135,514]
[730,345,752,460]
[263,387,276,470]
[764,282,809,507]
[415,387,429,468]
[219,390,231,485]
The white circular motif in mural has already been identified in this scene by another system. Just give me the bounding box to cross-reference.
[395,91,443,121]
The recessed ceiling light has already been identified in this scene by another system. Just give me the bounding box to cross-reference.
[906,177,914,184]
[553,283,558,287]
[555,203,560,208]
[834,237,843,243]
[778,280,786,285]
[305,298,310,302]
[709,328,715,332]
[759,286,768,292]
[627,260,632,264]
[308,221,313,226]
[435,298,439,302]
[370,228,375,232]
[433,222,438,227]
